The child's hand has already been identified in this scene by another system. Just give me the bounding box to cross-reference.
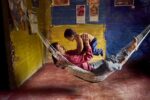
[81,33,89,45]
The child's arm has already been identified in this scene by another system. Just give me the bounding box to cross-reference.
[87,33,95,42]
[75,34,84,54]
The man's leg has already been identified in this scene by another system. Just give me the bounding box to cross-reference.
[90,37,137,81]
[115,37,138,66]
[91,60,118,81]
[105,37,138,71]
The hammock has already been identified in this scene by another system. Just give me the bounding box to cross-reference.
[37,25,150,82]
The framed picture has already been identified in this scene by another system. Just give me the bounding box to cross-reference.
[52,0,70,6]
[114,0,134,7]
[32,0,39,8]
[87,0,100,5]
[76,5,86,24]
[8,0,28,31]
[89,4,99,22]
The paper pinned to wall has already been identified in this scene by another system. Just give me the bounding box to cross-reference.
[8,0,28,31]
[76,5,86,24]
[87,0,100,5]
[89,4,99,22]
[114,0,134,7]
[28,10,39,34]
[52,0,70,6]
[32,0,39,8]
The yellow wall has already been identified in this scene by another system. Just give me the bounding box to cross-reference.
[9,0,51,86]
[10,30,43,86]
[50,24,106,62]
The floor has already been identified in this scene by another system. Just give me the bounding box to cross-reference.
[0,56,150,100]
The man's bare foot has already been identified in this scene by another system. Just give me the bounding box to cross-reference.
[133,37,138,50]
[133,37,137,46]
[127,37,138,52]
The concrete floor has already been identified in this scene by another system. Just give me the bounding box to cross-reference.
[0,57,150,100]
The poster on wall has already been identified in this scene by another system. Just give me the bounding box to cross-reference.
[114,0,134,7]
[87,0,100,5]
[8,0,28,31]
[89,4,99,22]
[32,0,39,8]
[52,0,70,6]
[28,10,39,34]
[76,5,86,24]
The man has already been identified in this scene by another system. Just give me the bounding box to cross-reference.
[51,34,137,78]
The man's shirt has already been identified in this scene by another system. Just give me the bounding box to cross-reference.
[64,45,93,71]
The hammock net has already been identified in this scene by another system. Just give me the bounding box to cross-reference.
[37,25,150,82]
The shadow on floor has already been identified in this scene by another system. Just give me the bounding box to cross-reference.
[126,54,150,78]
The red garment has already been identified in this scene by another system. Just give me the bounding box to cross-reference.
[64,46,93,71]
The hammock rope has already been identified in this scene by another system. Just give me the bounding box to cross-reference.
[119,25,150,67]
[36,25,150,82]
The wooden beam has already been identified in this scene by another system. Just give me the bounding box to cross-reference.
[0,0,16,90]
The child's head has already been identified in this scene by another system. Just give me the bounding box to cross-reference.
[64,28,76,41]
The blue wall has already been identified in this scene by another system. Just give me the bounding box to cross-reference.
[51,0,106,24]
[105,0,150,59]
[51,0,150,60]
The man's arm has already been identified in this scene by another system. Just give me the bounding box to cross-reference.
[67,34,93,64]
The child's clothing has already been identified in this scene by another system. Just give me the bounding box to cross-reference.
[90,38,103,56]
[82,38,103,56]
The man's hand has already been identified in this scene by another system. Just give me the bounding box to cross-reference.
[56,60,67,69]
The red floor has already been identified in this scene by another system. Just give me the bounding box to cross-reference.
[0,58,150,100]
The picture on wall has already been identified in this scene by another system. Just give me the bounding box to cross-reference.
[32,0,39,8]
[89,4,99,22]
[87,0,100,5]
[52,0,70,6]
[76,5,86,24]
[28,10,39,34]
[8,0,28,31]
[114,0,134,7]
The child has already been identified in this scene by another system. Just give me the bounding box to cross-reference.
[64,28,103,56]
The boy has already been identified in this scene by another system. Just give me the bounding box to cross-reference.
[64,28,103,56]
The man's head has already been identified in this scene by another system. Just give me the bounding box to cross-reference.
[64,28,76,41]
[51,42,66,54]
[50,42,66,64]
[51,42,68,69]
